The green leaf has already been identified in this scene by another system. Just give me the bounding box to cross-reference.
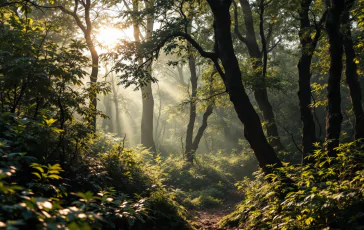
[45,118,57,126]
[32,172,41,179]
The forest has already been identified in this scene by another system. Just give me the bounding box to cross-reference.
[0,0,364,229]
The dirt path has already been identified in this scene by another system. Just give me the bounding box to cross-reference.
[191,191,241,230]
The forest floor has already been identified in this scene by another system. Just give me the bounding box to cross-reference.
[190,191,241,230]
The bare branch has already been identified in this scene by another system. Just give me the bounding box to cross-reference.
[267,37,281,53]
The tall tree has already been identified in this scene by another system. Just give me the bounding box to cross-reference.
[183,14,214,163]
[184,56,215,163]
[111,73,123,136]
[185,52,199,162]
[342,0,364,142]
[130,0,156,153]
[233,0,285,151]
[207,0,282,173]
[150,0,284,173]
[57,0,99,132]
[297,0,326,161]
[325,0,344,156]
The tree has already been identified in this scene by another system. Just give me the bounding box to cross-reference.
[296,0,326,161]
[150,0,283,173]
[325,0,344,156]
[130,0,157,153]
[183,13,215,163]
[184,57,215,163]
[233,0,285,151]
[342,0,364,142]
[54,0,100,132]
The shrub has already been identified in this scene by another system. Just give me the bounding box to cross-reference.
[220,142,364,229]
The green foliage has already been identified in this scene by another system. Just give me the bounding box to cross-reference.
[220,142,364,229]
[160,151,257,210]
[59,132,191,229]
[0,159,146,229]
[144,190,190,230]
[0,13,109,163]
[189,188,224,209]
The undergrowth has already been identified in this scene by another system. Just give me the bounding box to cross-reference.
[161,151,258,210]
[220,142,364,229]
[0,116,190,229]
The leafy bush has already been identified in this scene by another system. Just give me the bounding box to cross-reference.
[220,142,364,229]
[143,190,190,230]
[0,159,146,229]
[0,122,190,229]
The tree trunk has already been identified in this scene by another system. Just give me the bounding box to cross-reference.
[132,0,156,153]
[58,1,99,132]
[207,0,282,173]
[238,0,284,151]
[111,74,122,136]
[297,0,317,161]
[342,7,364,141]
[102,94,113,132]
[88,43,98,132]
[177,64,187,86]
[325,0,344,156]
[191,105,214,153]
[141,82,156,152]
[185,54,198,163]
[141,0,156,153]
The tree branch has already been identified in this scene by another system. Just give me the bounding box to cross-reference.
[311,9,328,49]
[267,37,281,53]
[157,31,217,60]
[233,0,248,45]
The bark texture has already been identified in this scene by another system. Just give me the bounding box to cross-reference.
[235,0,284,151]
[207,0,282,173]
[297,0,321,160]
[185,54,198,163]
[325,0,344,156]
[342,4,364,141]
[111,75,122,136]
[133,0,156,153]
[191,105,214,153]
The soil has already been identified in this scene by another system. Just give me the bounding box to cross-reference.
[190,191,242,230]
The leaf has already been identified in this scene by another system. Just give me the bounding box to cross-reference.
[305,217,314,225]
[52,128,64,133]
[45,118,57,126]
[47,174,62,180]
[32,172,42,179]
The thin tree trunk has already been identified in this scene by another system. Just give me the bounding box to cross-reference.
[297,0,317,161]
[58,1,99,132]
[191,105,214,153]
[111,74,122,136]
[207,0,282,174]
[102,94,113,132]
[342,6,364,141]
[177,64,187,86]
[237,0,284,151]
[88,41,99,131]
[185,53,198,163]
[325,0,344,156]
